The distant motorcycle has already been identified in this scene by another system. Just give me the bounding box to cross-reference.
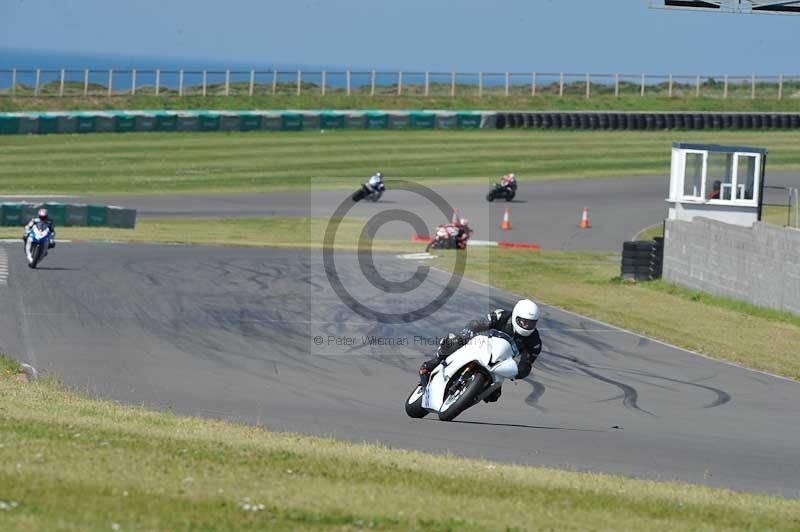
[425,224,470,252]
[405,330,519,421]
[24,221,53,269]
[486,182,516,202]
[352,182,385,202]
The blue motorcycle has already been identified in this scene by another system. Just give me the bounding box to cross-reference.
[24,221,53,269]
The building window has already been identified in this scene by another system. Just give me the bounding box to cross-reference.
[736,154,757,201]
[683,152,703,199]
[707,152,734,200]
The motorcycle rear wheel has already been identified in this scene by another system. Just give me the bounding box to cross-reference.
[438,370,487,421]
[405,386,428,418]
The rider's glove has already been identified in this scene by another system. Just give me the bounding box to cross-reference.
[48,241,56,249]
[460,328,475,342]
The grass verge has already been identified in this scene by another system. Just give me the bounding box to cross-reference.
[1,129,800,195]
[0,217,420,253]
[2,353,799,531]
[3,93,800,112]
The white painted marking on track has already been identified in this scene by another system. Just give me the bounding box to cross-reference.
[397,252,436,260]
[0,247,7,285]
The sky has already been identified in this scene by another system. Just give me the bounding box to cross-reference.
[1,0,798,74]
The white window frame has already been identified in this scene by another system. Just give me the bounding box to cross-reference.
[678,149,707,202]
[706,152,760,207]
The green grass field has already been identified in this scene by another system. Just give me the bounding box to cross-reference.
[3,90,800,113]
[2,355,800,531]
[2,129,800,195]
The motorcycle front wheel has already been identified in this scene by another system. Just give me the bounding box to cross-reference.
[438,370,487,421]
[29,243,43,269]
[505,190,515,202]
[486,191,495,202]
[405,386,428,418]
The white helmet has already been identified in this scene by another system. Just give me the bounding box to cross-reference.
[511,299,540,337]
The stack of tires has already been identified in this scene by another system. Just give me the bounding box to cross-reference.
[621,237,664,281]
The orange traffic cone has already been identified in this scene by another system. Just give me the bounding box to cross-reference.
[501,208,511,231]
[579,207,591,229]
[451,208,459,224]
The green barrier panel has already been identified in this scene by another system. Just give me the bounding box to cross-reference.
[65,204,88,226]
[18,115,38,134]
[114,113,136,132]
[38,114,58,134]
[387,113,410,129]
[344,113,365,129]
[42,202,66,225]
[76,114,96,133]
[199,112,221,131]
[57,114,77,133]
[106,206,137,229]
[320,112,344,129]
[365,112,389,129]
[259,113,282,131]
[1,203,23,226]
[21,203,38,222]
[435,114,458,129]
[457,113,482,128]
[176,113,199,131]
[96,114,115,132]
[409,112,435,129]
[87,205,108,227]
[239,113,261,131]
[280,113,303,131]
[301,112,320,130]
[0,115,20,135]
[219,113,239,131]
[134,113,156,132]
[155,112,177,131]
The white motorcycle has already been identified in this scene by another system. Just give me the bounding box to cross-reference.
[24,221,53,269]
[405,330,519,421]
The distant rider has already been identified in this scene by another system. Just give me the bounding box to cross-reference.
[23,208,56,255]
[365,171,384,193]
[419,299,542,402]
[501,173,518,193]
[435,218,471,249]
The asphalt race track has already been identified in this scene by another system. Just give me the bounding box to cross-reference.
[2,242,799,497]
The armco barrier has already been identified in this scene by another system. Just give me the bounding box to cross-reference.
[8,110,799,134]
[0,203,136,229]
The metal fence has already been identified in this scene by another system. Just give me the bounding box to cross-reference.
[1,68,800,99]
[763,186,800,228]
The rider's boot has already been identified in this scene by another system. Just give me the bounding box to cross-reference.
[483,386,502,403]
[418,358,439,387]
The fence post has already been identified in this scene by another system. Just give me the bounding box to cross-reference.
[794,188,799,228]
[178,69,184,97]
[249,69,255,97]
[296,69,301,96]
[640,73,645,97]
[225,69,231,96]
[615,73,619,97]
[751,74,756,99]
[34,68,40,97]
[59,68,65,97]
[397,71,403,96]
[451,71,456,97]
[585,73,591,99]
[668,73,673,98]
[478,72,483,98]
[531,72,536,97]
[131,69,137,95]
[504,71,509,97]
[11,68,15,97]
[321,70,326,96]
[723,75,728,99]
[424,71,429,96]
[272,69,278,95]
[155,68,160,96]
[83,69,89,96]
[346,69,351,96]
[559,72,564,97]
[202,70,207,97]
[778,73,784,100]
[370,69,376,96]
[107,69,113,97]
[695,75,700,98]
